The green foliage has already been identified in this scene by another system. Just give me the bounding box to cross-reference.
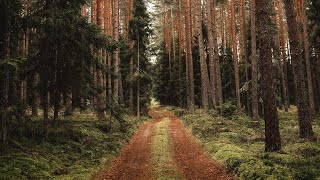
[217,101,237,117]
[0,110,145,179]
[126,0,153,115]
[221,47,235,101]
[178,108,320,179]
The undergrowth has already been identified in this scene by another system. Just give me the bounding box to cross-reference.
[0,109,147,180]
[173,107,320,180]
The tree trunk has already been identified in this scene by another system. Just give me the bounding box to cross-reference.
[129,41,134,111]
[212,1,223,106]
[240,0,250,114]
[276,0,289,112]
[177,0,183,107]
[256,0,282,152]
[206,0,217,108]
[231,0,241,110]
[251,0,259,120]
[96,0,105,118]
[316,36,320,114]
[32,73,40,116]
[221,3,225,62]
[0,2,10,148]
[184,0,195,113]
[300,0,315,115]
[113,0,120,104]
[196,0,210,111]
[283,0,314,138]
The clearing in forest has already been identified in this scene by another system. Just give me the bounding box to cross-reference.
[94,108,232,180]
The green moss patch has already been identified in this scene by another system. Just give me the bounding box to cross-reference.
[176,107,320,180]
[0,110,146,179]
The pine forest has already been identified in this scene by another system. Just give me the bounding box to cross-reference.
[0,0,320,179]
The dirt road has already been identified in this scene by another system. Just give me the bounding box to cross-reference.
[94,108,231,180]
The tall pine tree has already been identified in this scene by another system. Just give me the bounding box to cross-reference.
[129,0,152,117]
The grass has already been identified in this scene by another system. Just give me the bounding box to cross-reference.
[173,106,320,180]
[152,118,182,180]
[0,109,148,180]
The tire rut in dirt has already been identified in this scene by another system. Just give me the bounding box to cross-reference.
[167,111,232,180]
[94,122,155,180]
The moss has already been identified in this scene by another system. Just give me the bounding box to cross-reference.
[0,110,145,179]
[178,106,320,179]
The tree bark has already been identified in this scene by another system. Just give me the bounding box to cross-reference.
[184,0,195,113]
[212,0,223,106]
[300,0,315,115]
[196,0,210,111]
[256,0,282,152]
[231,0,241,110]
[276,0,289,111]
[284,0,314,138]
[251,0,259,120]
[206,0,217,108]
[113,0,120,104]
[0,1,10,148]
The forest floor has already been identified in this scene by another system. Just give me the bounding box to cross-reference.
[0,109,148,179]
[170,106,320,179]
[94,107,231,180]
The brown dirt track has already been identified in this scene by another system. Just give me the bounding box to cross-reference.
[94,108,232,180]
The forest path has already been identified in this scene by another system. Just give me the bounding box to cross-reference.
[94,108,231,180]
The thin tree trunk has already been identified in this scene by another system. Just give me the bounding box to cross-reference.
[212,0,223,106]
[240,0,250,114]
[231,0,241,110]
[284,0,314,138]
[184,0,195,113]
[300,0,315,115]
[221,3,225,62]
[177,0,183,107]
[0,3,10,148]
[129,41,134,111]
[277,0,289,111]
[137,37,140,118]
[96,0,105,118]
[251,0,259,120]
[113,0,120,104]
[256,0,281,152]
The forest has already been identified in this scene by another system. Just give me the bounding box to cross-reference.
[0,0,320,179]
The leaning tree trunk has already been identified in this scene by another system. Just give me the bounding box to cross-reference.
[283,0,314,138]
[256,0,282,152]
